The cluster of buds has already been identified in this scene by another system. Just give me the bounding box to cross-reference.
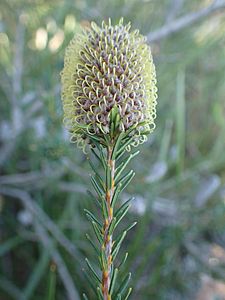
[61,18,157,149]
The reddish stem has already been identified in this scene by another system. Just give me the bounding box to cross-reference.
[102,146,115,300]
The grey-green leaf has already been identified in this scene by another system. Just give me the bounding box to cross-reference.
[115,273,131,297]
[91,221,103,244]
[85,258,101,284]
[84,209,102,227]
[114,205,130,230]
[86,234,99,255]
[115,197,134,219]
[112,231,127,261]
[115,150,139,182]
[124,287,132,300]
[97,287,104,300]
[109,268,118,295]
[83,293,89,300]
[118,252,129,269]
[91,176,104,199]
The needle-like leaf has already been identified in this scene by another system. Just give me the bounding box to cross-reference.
[82,268,98,296]
[118,252,129,269]
[91,176,104,199]
[124,222,137,233]
[91,221,103,244]
[119,171,135,194]
[111,182,122,208]
[116,170,134,188]
[108,217,117,235]
[116,137,134,158]
[100,248,108,270]
[109,268,118,295]
[124,287,132,300]
[87,190,101,207]
[84,209,102,227]
[85,258,101,284]
[88,159,105,191]
[86,234,99,255]
[114,205,130,229]
[101,197,109,219]
[112,231,127,261]
[112,133,126,160]
[115,150,139,182]
[97,287,104,300]
[82,293,89,300]
[115,273,131,298]
[115,198,134,219]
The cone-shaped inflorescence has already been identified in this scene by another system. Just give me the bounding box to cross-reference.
[61,19,157,300]
[61,18,157,150]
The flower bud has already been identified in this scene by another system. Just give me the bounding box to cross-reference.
[61,18,157,149]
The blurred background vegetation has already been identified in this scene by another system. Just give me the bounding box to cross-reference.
[1,0,225,299]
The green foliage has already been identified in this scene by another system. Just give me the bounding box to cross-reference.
[83,132,138,299]
[47,264,57,300]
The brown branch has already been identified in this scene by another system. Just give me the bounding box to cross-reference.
[0,169,87,194]
[59,181,87,194]
[0,186,82,299]
[12,14,24,133]
[0,277,25,300]
[0,168,66,191]
[34,221,80,300]
[0,171,45,185]
[147,0,225,42]
[0,186,83,261]
[165,0,184,24]
[0,15,25,167]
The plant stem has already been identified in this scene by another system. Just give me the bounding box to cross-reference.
[102,145,115,300]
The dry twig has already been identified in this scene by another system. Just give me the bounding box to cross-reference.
[147,0,225,42]
[0,186,83,261]
[34,221,80,300]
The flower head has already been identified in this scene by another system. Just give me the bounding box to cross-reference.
[61,18,157,149]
